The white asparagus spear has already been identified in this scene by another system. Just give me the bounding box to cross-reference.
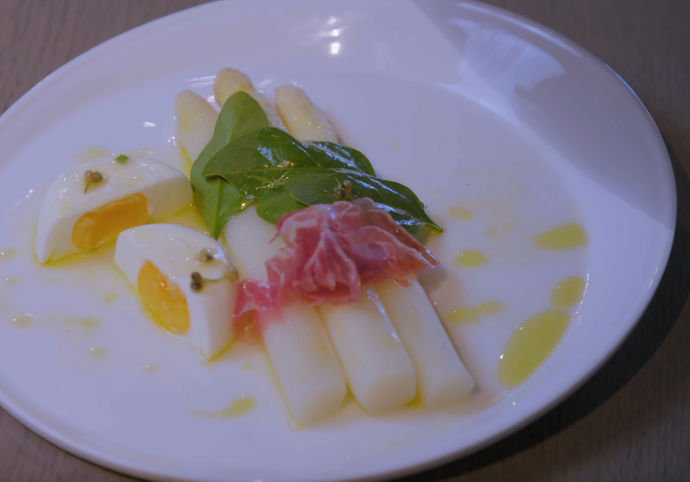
[275,87,416,414]
[377,279,475,408]
[274,85,338,142]
[174,90,218,162]
[223,204,347,425]
[318,287,417,415]
[277,85,473,409]
[275,86,417,414]
[214,68,286,130]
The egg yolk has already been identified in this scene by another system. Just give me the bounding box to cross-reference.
[137,261,190,333]
[71,193,150,250]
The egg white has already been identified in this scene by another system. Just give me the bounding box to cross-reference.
[35,155,192,263]
[114,224,237,359]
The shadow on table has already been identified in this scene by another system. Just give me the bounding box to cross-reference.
[398,136,690,482]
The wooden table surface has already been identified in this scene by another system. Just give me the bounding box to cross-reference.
[1,1,689,481]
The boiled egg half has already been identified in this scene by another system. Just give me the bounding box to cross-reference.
[114,224,237,359]
[35,155,192,263]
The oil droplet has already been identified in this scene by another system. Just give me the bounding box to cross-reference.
[477,301,506,316]
[145,364,157,372]
[1,307,9,314]
[434,188,442,195]
[72,145,112,162]
[189,396,255,419]
[551,276,585,309]
[534,223,587,250]
[64,316,99,334]
[43,278,58,284]
[387,441,397,449]
[4,276,18,285]
[446,306,480,325]
[447,301,505,324]
[165,206,207,234]
[448,206,474,220]
[0,249,17,260]
[12,314,32,328]
[404,397,424,409]
[103,292,119,304]
[289,420,305,430]
[454,250,488,268]
[42,241,114,267]
[498,309,569,387]
[90,347,107,359]
[242,362,252,371]
[205,342,233,363]
[179,146,193,176]
[484,229,497,237]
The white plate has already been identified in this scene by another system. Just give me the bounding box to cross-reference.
[0,1,675,481]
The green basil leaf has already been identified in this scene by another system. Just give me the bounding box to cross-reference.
[190,91,268,238]
[203,127,369,183]
[368,204,429,235]
[304,141,375,176]
[287,169,441,234]
[256,185,308,224]
[199,121,441,235]
[202,127,367,200]
[206,128,311,176]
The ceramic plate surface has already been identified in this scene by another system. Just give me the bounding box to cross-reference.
[0,1,675,481]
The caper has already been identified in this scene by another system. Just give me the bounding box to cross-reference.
[197,248,214,262]
[334,179,354,200]
[190,271,203,290]
[83,170,103,193]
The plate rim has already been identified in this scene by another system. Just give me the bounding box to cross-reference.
[0,0,677,481]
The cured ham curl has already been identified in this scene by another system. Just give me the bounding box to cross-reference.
[233,199,438,324]
[232,279,272,340]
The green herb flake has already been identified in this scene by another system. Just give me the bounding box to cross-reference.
[115,154,129,164]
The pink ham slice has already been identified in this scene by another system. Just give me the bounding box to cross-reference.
[232,279,273,340]
[232,199,438,330]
